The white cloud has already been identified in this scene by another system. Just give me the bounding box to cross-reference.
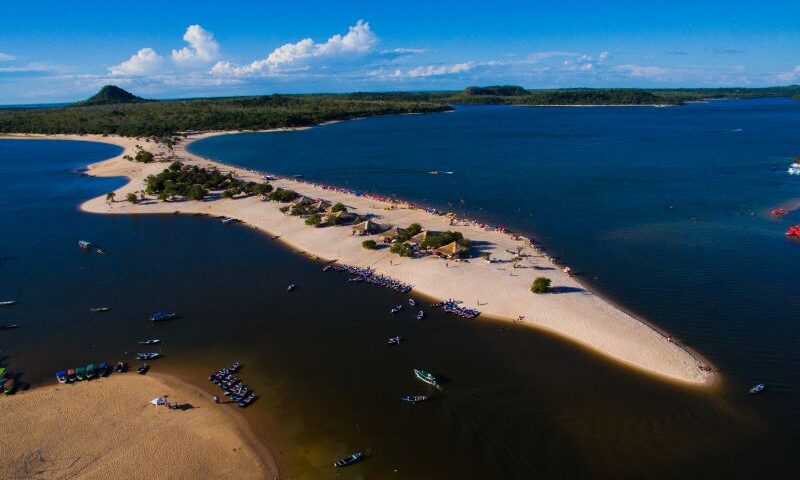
[777,65,800,83]
[172,25,220,65]
[212,20,377,76]
[598,51,610,62]
[613,64,674,79]
[0,52,15,61]
[109,47,163,76]
[390,62,475,78]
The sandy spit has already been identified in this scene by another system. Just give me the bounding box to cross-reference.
[2,132,715,386]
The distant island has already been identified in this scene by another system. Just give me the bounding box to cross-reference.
[1,84,799,137]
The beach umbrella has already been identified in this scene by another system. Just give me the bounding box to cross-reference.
[150,396,166,406]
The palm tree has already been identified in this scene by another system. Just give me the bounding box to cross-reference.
[105,192,116,203]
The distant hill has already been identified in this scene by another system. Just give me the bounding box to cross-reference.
[75,85,151,106]
[462,85,529,96]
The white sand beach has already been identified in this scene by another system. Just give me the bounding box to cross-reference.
[3,133,715,385]
[0,372,278,479]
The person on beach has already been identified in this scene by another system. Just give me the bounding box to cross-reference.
[213,395,219,404]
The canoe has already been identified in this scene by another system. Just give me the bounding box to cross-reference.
[334,452,363,468]
[98,361,108,376]
[85,363,96,379]
[56,371,68,383]
[149,311,177,322]
[414,369,439,386]
[75,367,86,380]
[67,369,77,382]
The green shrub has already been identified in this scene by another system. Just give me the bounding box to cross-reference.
[362,239,377,249]
[330,202,347,213]
[305,214,321,226]
[126,192,138,204]
[531,277,551,293]
[268,188,298,202]
[390,242,412,257]
[134,149,154,163]
[186,184,208,200]
[222,188,236,199]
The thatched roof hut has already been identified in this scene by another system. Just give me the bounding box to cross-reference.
[381,226,407,241]
[409,231,429,244]
[352,219,380,235]
[291,196,316,207]
[436,241,467,258]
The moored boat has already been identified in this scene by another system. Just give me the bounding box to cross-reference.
[0,300,15,306]
[67,369,77,382]
[115,361,126,373]
[56,371,68,383]
[137,339,161,345]
[0,324,19,330]
[388,335,403,345]
[401,395,429,403]
[408,298,417,307]
[287,284,296,292]
[3,378,15,394]
[416,310,425,320]
[149,311,177,322]
[137,364,150,375]
[749,383,766,394]
[334,452,363,468]
[390,305,402,314]
[75,367,86,381]
[98,361,109,377]
[85,363,96,379]
[414,368,439,386]
[89,307,109,312]
[136,352,160,360]
[78,240,91,250]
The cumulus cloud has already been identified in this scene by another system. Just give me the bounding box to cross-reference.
[384,62,475,79]
[0,52,15,61]
[172,25,220,65]
[212,20,377,76]
[777,65,800,83]
[109,47,163,76]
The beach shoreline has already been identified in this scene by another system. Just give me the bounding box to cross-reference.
[0,371,280,479]
[1,132,716,386]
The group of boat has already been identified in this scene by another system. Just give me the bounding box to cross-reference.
[788,162,800,175]
[55,361,111,383]
[208,362,256,408]
[330,264,412,293]
[136,352,160,360]
[432,299,480,319]
[786,225,800,238]
[0,367,15,394]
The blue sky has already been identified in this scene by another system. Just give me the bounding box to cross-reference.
[2,0,799,103]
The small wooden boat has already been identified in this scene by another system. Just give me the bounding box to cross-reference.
[115,361,126,373]
[220,217,239,225]
[408,298,417,307]
[414,369,439,386]
[749,383,766,394]
[137,339,161,345]
[3,378,15,394]
[0,324,19,330]
[56,371,68,383]
[67,369,77,382]
[78,240,91,250]
[334,452,363,468]
[390,305,402,314]
[136,352,160,360]
[75,367,86,381]
[388,335,403,345]
[89,307,109,313]
[323,265,332,272]
[85,363,96,380]
[98,361,109,377]
[0,300,15,306]
[401,395,429,403]
[149,311,177,322]
[287,284,296,292]
[137,364,150,375]
[416,310,425,320]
